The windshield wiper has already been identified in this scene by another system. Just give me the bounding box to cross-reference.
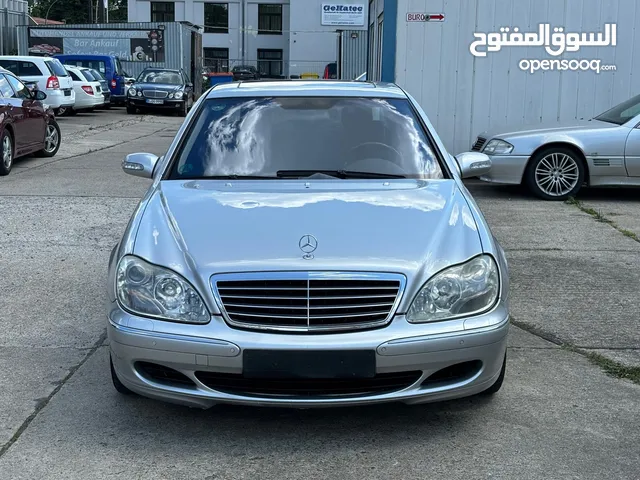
[276,170,406,179]
[187,175,278,180]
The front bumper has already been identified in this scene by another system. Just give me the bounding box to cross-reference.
[478,155,531,185]
[108,303,509,409]
[127,97,185,109]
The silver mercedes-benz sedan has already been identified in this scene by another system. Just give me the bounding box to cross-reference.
[471,94,640,200]
[107,80,510,409]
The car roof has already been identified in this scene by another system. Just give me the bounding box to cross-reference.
[204,80,407,99]
[142,67,180,72]
[0,55,55,62]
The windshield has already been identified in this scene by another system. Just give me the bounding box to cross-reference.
[90,69,105,81]
[595,94,640,125]
[47,59,69,77]
[170,96,445,180]
[137,70,182,85]
[81,69,96,81]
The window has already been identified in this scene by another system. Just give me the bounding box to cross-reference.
[204,3,228,34]
[169,97,443,180]
[595,94,640,125]
[68,70,82,82]
[257,49,283,78]
[258,4,282,35]
[17,61,42,76]
[45,59,69,77]
[81,70,97,81]
[6,74,30,99]
[0,75,13,98]
[151,2,175,22]
[0,60,19,76]
[203,47,229,72]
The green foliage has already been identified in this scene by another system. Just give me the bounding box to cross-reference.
[30,0,128,24]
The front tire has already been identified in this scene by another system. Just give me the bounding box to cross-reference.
[0,128,14,176]
[179,100,188,117]
[479,353,506,396]
[524,147,585,200]
[35,119,61,158]
[110,355,135,395]
[126,105,136,114]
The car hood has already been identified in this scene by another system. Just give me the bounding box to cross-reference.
[480,118,619,140]
[134,82,182,91]
[132,179,483,289]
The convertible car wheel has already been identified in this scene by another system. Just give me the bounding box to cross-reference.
[479,353,506,396]
[524,147,585,201]
[0,128,13,176]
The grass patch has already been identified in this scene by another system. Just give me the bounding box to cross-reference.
[562,345,640,384]
[565,197,639,241]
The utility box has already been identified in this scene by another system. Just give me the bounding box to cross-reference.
[17,21,203,95]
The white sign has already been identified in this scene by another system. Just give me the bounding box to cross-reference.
[406,13,444,22]
[322,3,365,26]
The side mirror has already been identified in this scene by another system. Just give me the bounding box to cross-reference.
[122,152,159,178]
[454,152,492,179]
[186,82,193,88]
[34,90,47,101]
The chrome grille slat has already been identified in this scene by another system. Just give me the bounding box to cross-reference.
[212,272,406,333]
[142,90,169,99]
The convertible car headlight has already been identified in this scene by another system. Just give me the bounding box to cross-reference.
[483,139,514,155]
[128,87,137,96]
[116,255,209,323]
[173,91,183,100]
[407,255,499,323]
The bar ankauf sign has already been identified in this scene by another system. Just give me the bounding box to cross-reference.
[321,3,366,26]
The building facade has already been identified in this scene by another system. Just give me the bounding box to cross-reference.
[128,0,369,78]
[371,0,640,155]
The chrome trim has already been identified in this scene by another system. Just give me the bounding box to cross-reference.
[210,271,407,333]
[143,90,169,99]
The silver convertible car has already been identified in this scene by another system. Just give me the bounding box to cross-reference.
[107,80,510,409]
[472,94,640,200]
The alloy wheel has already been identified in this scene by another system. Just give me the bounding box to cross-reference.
[2,135,12,169]
[44,124,59,153]
[534,152,580,197]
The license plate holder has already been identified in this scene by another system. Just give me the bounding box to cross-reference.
[146,99,164,104]
[243,350,376,379]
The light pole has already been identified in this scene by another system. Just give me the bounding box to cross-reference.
[44,0,60,25]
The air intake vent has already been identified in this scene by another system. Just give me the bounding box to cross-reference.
[471,137,487,151]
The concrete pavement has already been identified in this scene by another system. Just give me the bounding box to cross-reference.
[0,111,638,478]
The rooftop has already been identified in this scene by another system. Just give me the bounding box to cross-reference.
[205,80,407,99]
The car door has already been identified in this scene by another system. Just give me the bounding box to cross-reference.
[0,73,30,152]
[5,73,45,149]
[624,114,640,177]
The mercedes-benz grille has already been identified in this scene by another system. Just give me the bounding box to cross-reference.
[212,272,406,332]
[142,90,169,99]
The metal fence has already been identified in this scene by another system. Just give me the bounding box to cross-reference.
[1,9,29,55]
[202,59,361,80]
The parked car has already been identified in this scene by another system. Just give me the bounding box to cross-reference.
[0,55,75,116]
[471,93,640,200]
[55,54,129,105]
[86,68,111,108]
[61,65,105,115]
[231,65,260,81]
[107,80,509,409]
[0,67,61,176]
[323,62,337,79]
[126,67,195,116]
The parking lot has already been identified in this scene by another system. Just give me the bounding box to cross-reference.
[0,108,639,479]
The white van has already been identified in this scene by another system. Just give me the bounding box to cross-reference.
[0,56,75,115]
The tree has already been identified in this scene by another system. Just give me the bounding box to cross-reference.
[30,0,128,24]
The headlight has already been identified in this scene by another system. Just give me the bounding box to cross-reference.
[116,255,209,324]
[128,87,137,96]
[483,139,514,155]
[407,255,499,323]
[173,91,183,100]
[137,91,142,97]
[168,93,174,99]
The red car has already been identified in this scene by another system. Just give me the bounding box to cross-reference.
[0,67,61,176]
